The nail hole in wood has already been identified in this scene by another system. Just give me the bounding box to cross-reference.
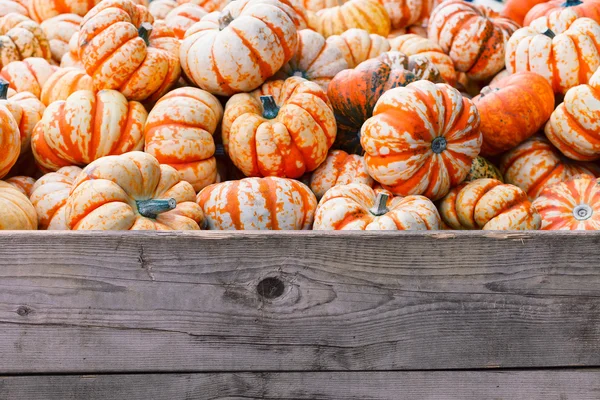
[257,277,285,299]
[17,306,32,316]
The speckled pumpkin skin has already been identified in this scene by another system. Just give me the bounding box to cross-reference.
[1,87,46,154]
[6,175,36,196]
[326,29,391,69]
[0,180,37,230]
[40,14,82,64]
[524,0,600,26]
[28,0,101,23]
[0,57,57,98]
[466,156,504,182]
[40,68,95,106]
[312,0,391,38]
[309,150,374,199]
[0,13,52,69]
[0,103,20,179]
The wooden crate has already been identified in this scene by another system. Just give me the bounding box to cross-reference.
[1,231,599,399]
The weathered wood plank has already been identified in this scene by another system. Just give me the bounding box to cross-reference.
[1,231,600,373]
[1,370,600,400]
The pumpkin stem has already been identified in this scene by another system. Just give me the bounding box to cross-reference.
[480,86,498,96]
[369,193,390,216]
[431,136,447,154]
[260,95,280,120]
[137,198,176,219]
[573,204,593,221]
[562,0,583,7]
[138,23,153,46]
[542,29,556,39]
[0,78,8,100]
[219,11,234,30]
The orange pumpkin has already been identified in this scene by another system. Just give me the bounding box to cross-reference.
[302,0,345,11]
[380,0,433,30]
[79,0,181,102]
[149,0,178,19]
[0,57,57,98]
[40,14,82,65]
[329,51,443,154]
[438,178,542,230]
[164,3,208,39]
[31,89,147,172]
[40,67,94,106]
[0,0,30,17]
[545,63,600,161]
[276,28,348,91]
[309,150,373,198]
[473,71,555,156]
[502,0,549,25]
[390,33,457,86]
[361,80,482,200]
[178,0,228,12]
[326,29,391,68]
[6,175,36,196]
[28,0,101,22]
[312,0,391,38]
[30,166,82,230]
[180,0,299,96]
[533,174,600,229]
[0,180,37,230]
[0,102,21,179]
[222,76,336,178]
[198,177,318,230]
[506,9,600,95]
[500,135,600,199]
[524,0,600,25]
[144,87,223,192]
[66,152,205,230]
[0,83,45,154]
[314,183,441,230]
[428,0,519,81]
[0,13,52,69]
[60,31,82,68]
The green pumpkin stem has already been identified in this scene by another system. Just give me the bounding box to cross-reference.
[542,29,556,39]
[138,23,153,46]
[219,11,234,30]
[0,79,9,100]
[260,95,280,120]
[562,0,583,7]
[137,198,176,219]
[370,193,390,216]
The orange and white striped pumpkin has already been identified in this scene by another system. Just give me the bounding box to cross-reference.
[40,67,94,106]
[66,152,205,230]
[0,13,52,69]
[30,166,82,230]
[545,67,600,161]
[428,0,519,81]
[380,0,433,30]
[326,28,391,68]
[180,0,299,96]
[312,0,391,38]
[0,102,21,179]
[149,0,178,19]
[0,57,57,98]
[0,180,37,230]
[178,0,228,13]
[0,83,45,154]
[28,0,101,22]
[40,14,81,64]
[144,87,223,192]
[309,150,373,199]
[164,3,208,39]
[31,89,147,172]
[59,31,82,68]
[314,183,441,230]
[222,76,336,178]
[197,177,318,230]
[0,0,30,18]
[6,175,36,196]
[302,0,344,11]
[533,174,600,230]
[361,80,482,201]
[438,178,542,230]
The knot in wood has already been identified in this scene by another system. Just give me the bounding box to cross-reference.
[257,277,285,299]
[16,306,33,317]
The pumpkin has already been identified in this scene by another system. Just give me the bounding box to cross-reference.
[79,0,181,102]
[276,29,348,91]
[328,51,444,155]
[0,0,30,17]
[40,14,82,65]
[30,166,82,229]
[148,19,181,57]
[309,150,373,198]
[361,80,482,200]
[502,0,548,25]
[533,174,600,229]
[178,0,228,13]
[6,175,36,196]
[28,0,101,23]
[0,180,37,230]
[233,0,311,29]
[197,176,317,230]
[60,31,82,68]
[144,87,223,191]
[149,0,178,19]
[0,82,45,153]
[466,156,504,182]
[500,135,600,199]
[31,89,147,172]
[222,76,336,178]
[302,0,345,11]
[0,57,57,98]
[438,178,542,230]
[326,29,391,68]
[524,0,600,25]
[545,66,600,161]
[506,9,600,95]
[428,0,519,81]
[0,13,51,69]
[390,33,457,86]
[314,183,441,230]
[388,24,428,39]
[312,0,391,38]
[180,0,299,96]
[40,67,94,106]
[164,3,208,39]
[0,102,21,179]
[380,0,433,30]
[473,71,555,156]
[65,152,204,230]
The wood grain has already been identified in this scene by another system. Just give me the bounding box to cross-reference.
[1,370,600,400]
[1,231,600,373]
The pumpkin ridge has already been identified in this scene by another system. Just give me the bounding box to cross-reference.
[229,25,275,81]
[83,25,142,76]
[88,91,103,162]
[293,180,314,229]
[349,2,378,34]
[252,13,294,60]
[261,176,278,230]
[109,100,135,155]
[483,188,529,223]
[570,33,592,86]
[55,103,83,164]
[225,180,243,229]
[288,96,332,145]
[69,198,130,230]
[303,40,328,75]
[342,35,358,67]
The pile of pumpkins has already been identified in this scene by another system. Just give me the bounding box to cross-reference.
[1,0,599,231]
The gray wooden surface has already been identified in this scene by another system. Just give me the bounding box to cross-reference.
[1,231,599,375]
[1,370,599,400]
